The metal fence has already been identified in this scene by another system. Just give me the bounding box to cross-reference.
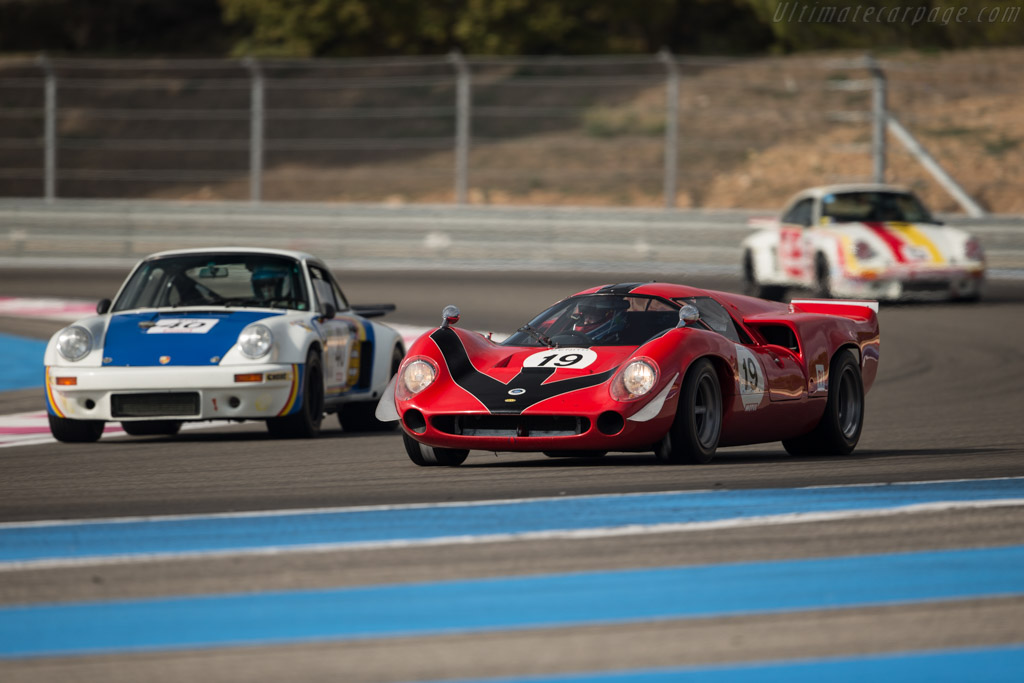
[1,51,1022,213]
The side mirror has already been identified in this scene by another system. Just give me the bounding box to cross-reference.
[96,298,111,315]
[677,303,700,328]
[441,305,460,329]
[321,302,337,320]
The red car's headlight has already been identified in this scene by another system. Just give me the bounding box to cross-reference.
[397,357,438,400]
[611,358,659,401]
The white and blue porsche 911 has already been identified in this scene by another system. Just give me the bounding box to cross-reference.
[44,247,404,442]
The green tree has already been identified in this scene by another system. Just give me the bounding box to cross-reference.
[219,0,773,57]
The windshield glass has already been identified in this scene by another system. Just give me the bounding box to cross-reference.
[821,191,936,224]
[112,253,310,312]
[502,294,679,348]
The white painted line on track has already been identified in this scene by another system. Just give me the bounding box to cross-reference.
[4,475,1023,529]
[3,498,1022,572]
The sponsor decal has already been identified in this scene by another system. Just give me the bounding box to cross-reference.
[508,388,526,396]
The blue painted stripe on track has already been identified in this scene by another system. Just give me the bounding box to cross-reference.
[0,333,47,391]
[421,645,1024,683]
[1,478,1022,564]
[1,545,1023,659]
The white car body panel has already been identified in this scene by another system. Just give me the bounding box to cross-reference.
[741,184,985,301]
[44,247,403,430]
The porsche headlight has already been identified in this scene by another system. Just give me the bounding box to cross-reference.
[398,358,437,399]
[612,358,659,401]
[56,326,92,362]
[237,324,273,359]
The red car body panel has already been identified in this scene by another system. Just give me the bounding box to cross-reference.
[392,283,879,454]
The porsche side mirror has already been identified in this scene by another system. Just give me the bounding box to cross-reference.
[677,303,700,327]
[321,302,337,320]
[441,305,460,328]
[96,298,111,315]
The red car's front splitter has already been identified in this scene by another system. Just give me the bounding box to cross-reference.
[400,409,673,453]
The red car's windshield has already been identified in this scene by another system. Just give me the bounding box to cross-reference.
[502,294,679,348]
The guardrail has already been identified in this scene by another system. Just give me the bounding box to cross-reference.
[1,200,1021,278]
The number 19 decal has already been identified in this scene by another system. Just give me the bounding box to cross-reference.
[523,347,597,370]
[734,345,765,410]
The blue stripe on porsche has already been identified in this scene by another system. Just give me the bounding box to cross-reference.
[1,545,1023,659]
[102,311,283,366]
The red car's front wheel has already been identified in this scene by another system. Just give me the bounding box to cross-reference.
[403,432,469,467]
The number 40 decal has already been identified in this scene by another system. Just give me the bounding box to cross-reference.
[523,348,598,370]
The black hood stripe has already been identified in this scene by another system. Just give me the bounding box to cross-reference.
[430,328,617,415]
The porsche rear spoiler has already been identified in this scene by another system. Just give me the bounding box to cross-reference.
[790,299,879,319]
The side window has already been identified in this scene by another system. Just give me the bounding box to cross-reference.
[309,266,340,312]
[677,297,744,344]
[782,198,813,227]
[330,277,350,311]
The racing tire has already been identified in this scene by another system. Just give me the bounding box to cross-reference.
[814,253,834,299]
[543,451,607,458]
[338,345,403,433]
[655,359,722,464]
[743,251,786,301]
[402,432,468,467]
[48,415,105,443]
[120,420,182,437]
[782,349,864,456]
[266,349,325,439]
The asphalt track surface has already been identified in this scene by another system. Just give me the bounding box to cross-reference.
[1,267,1024,682]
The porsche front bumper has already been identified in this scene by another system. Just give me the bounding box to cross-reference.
[45,363,301,422]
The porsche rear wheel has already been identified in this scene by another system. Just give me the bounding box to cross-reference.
[48,415,104,443]
[783,349,864,456]
[121,420,182,437]
[266,350,325,439]
[402,432,468,467]
[656,359,722,464]
[338,345,403,433]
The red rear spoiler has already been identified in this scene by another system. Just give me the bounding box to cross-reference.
[790,299,879,319]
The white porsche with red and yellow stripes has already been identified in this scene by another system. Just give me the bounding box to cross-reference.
[43,247,404,443]
[741,184,985,302]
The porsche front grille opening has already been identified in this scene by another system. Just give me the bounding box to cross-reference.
[431,415,590,438]
[111,392,200,418]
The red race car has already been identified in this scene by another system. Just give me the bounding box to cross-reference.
[376,282,879,466]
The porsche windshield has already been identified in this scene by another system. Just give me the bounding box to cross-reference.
[502,294,679,348]
[822,191,936,224]
[112,254,311,312]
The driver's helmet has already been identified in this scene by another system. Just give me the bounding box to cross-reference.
[572,297,629,338]
[251,263,291,300]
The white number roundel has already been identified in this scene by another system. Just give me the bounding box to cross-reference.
[522,347,597,370]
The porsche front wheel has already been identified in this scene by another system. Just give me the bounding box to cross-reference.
[656,359,722,464]
[402,432,468,467]
[783,349,863,456]
[48,415,104,443]
[266,350,325,439]
[743,251,785,301]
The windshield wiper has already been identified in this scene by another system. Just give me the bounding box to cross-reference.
[517,323,554,347]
